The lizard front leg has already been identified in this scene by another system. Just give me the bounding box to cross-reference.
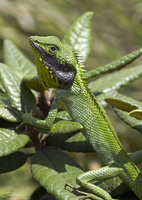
[22,95,83,134]
[22,95,61,130]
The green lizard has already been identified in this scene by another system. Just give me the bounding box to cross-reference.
[25,35,142,200]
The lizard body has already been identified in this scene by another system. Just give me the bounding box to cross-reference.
[28,36,142,200]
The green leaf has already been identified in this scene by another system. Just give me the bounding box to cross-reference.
[22,75,43,91]
[30,187,55,200]
[49,131,93,152]
[0,118,19,129]
[129,150,142,165]
[56,110,72,120]
[48,120,83,135]
[0,104,21,122]
[31,146,87,200]
[0,128,29,157]
[108,93,142,133]
[129,110,142,120]
[31,147,140,200]
[40,193,56,200]
[0,63,36,112]
[115,108,142,133]
[89,65,142,93]
[4,39,36,79]
[63,12,93,62]
[96,90,118,108]
[105,96,138,112]
[115,192,139,200]
[85,48,142,80]
[0,151,27,173]
[37,120,83,135]
[0,92,21,122]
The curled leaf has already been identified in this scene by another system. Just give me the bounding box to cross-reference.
[129,110,142,120]
[105,97,138,112]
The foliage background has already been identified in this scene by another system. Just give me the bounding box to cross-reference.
[0,0,142,199]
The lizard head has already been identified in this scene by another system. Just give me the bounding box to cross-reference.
[29,36,77,89]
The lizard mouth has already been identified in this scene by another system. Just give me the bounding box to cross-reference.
[29,37,76,87]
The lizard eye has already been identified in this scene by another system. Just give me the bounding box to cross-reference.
[62,66,72,72]
[49,46,57,54]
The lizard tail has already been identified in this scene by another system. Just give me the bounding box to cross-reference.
[132,172,142,200]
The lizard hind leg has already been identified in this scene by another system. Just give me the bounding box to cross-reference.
[76,165,123,200]
[65,183,109,200]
